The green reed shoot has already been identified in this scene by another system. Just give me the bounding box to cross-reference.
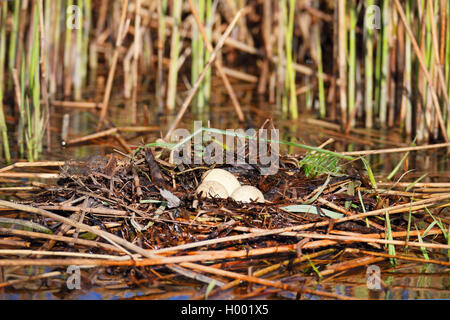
[314,24,325,118]
[385,210,396,265]
[446,4,450,134]
[83,0,91,91]
[348,0,356,128]
[64,0,73,95]
[0,0,10,163]
[166,0,182,111]
[203,0,213,104]
[24,2,43,162]
[415,224,430,261]
[402,0,413,135]
[378,0,390,127]
[387,151,409,180]
[74,0,84,100]
[7,0,19,91]
[191,0,207,111]
[364,0,374,129]
[285,0,297,119]
[156,0,167,111]
[196,0,205,110]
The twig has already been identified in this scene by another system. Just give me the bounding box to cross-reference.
[341,142,450,156]
[187,0,245,121]
[164,9,244,140]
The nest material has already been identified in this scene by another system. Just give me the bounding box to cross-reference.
[1,147,449,299]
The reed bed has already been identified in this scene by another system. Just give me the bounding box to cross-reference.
[0,1,448,163]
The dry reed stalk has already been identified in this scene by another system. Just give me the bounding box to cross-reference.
[149,195,449,255]
[330,228,443,240]
[338,0,347,126]
[0,228,121,252]
[230,231,450,251]
[116,126,159,132]
[36,205,127,216]
[234,194,450,234]
[346,248,450,267]
[97,0,129,129]
[0,244,334,268]
[0,271,61,289]
[0,239,30,248]
[0,172,59,179]
[0,161,65,173]
[321,256,385,276]
[376,182,450,188]
[316,197,385,231]
[113,132,132,154]
[221,67,258,83]
[0,187,41,192]
[394,0,449,143]
[165,0,182,111]
[340,142,450,156]
[1,200,296,287]
[257,0,271,95]
[163,9,244,140]
[64,127,118,146]
[0,249,127,260]
[131,0,141,124]
[428,0,450,111]
[51,100,102,109]
[180,261,354,300]
[186,0,245,122]
[194,248,336,299]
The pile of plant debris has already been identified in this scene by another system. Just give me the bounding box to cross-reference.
[0,145,449,300]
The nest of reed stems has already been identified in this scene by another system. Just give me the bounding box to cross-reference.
[0,143,449,300]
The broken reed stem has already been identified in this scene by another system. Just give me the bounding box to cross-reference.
[163,9,243,140]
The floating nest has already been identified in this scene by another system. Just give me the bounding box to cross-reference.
[0,145,449,300]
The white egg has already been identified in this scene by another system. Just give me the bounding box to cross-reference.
[202,169,241,196]
[196,181,229,199]
[231,185,265,203]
